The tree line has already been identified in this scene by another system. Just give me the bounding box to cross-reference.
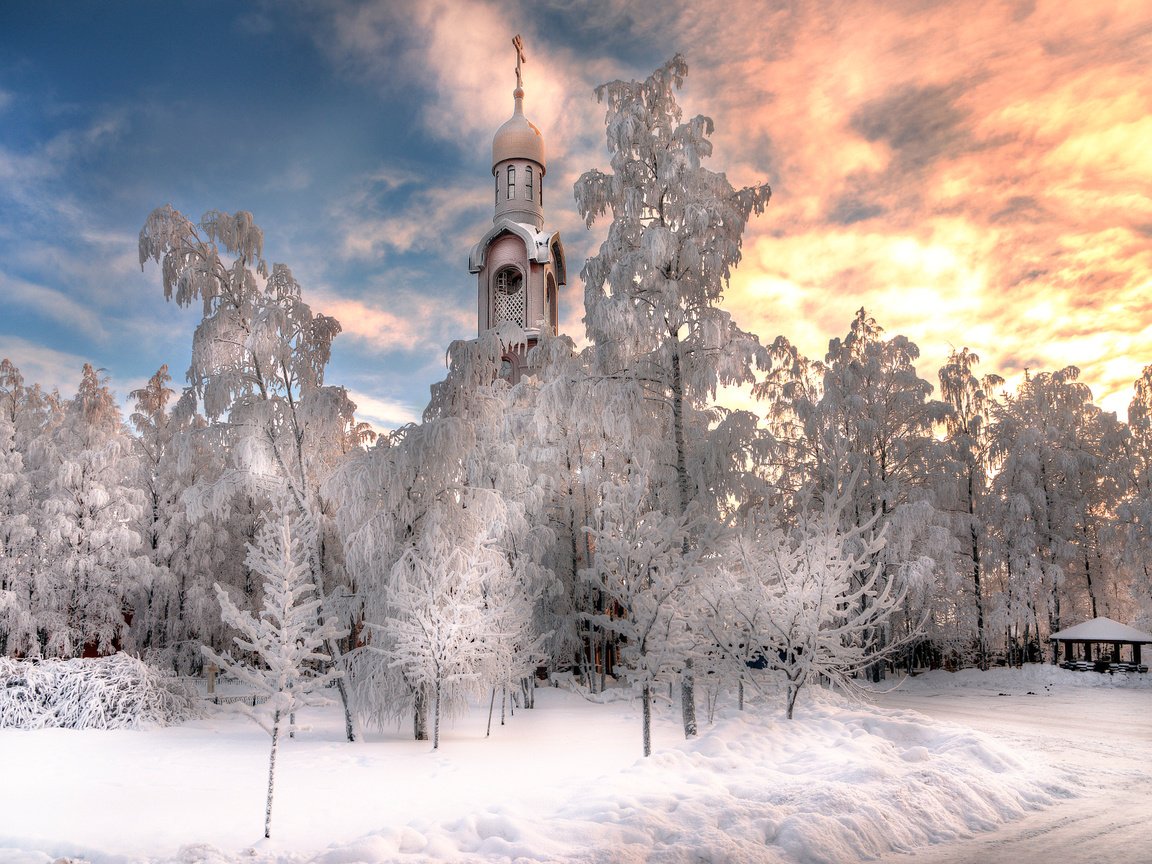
[1,57,1149,755]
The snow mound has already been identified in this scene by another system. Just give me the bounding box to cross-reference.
[149,691,1063,864]
[0,654,203,730]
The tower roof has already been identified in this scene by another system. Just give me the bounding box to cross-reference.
[492,36,545,172]
[492,89,546,171]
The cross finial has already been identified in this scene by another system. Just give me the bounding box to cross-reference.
[512,34,526,91]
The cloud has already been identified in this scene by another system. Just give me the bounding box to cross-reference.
[0,336,93,398]
[2,271,110,341]
[331,173,491,263]
[346,388,422,431]
[310,288,473,355]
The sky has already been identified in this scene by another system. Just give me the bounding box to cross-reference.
[1,0,1149,429]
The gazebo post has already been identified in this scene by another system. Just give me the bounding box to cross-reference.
[1136,644,1142,665]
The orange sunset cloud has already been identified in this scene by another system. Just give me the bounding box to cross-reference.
[655,0,1152,416]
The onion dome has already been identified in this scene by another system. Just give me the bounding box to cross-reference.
[492,87,546,172]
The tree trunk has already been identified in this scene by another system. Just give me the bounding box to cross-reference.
[600,633,608,693]
[264,710,281,839]
[334,674,356,743]
[669,344,698,740]
[1083,541,1099,620]
[681,658,697,738]
[642,683,652,757]
[433,676,442,750]
[413,684,428,741]
[968,471,987,670]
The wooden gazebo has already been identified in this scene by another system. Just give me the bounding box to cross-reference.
[1050,617,1152,672]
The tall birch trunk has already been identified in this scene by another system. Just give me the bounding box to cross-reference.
[642,683,652,758]
[433,676,442,750]
[264,709,281,839]
[669,344,697,739]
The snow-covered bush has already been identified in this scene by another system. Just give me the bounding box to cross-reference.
[0,653,201,729]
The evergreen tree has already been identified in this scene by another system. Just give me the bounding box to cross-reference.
[202,504,345,840]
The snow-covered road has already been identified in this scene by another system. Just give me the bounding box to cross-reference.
[869,673,1152,864]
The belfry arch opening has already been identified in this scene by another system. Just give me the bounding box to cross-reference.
[494,266,525,327]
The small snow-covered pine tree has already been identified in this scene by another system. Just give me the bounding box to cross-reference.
[202,504,345,840]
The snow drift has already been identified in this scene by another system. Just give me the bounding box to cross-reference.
[0,683,1071,863]
[0,653,202,730]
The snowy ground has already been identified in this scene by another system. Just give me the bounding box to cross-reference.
[868,665,1152,864]
[0,666,1146,864]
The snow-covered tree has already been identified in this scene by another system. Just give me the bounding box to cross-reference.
[574,55,771,738]
[139,205,370,738]
[723,485,909,719]
[1120,365,1152,629]
[758,311,948,676]
[583,472,700,757]
[331,331,551,740]
[202,504,345,840]
[0,361,48,657]
[990,367,1126,651]
[125,366,181,661]
[381,539,512,750]
[35,365,153,658]
[123,368,241,672]
[511,332,620,690]
[937,349,1002,667]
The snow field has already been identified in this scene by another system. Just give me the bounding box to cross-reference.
[0,679,1066,864]
[867,666,1152,864]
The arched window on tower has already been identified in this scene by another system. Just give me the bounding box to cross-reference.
[495,172,499,205]
[539,173,543,205]
[494,266,525,327]
[526,166,533,204]
[507,165,516,200]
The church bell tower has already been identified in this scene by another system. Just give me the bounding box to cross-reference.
[468,35,566,382]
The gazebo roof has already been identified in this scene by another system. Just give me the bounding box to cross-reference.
[1050,616,1152,643]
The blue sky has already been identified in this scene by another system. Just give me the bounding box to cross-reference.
[2,0,1150,427]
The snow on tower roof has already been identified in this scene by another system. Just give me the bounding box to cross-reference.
[1049,616,1152,643]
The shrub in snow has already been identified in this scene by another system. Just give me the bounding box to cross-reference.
[0,653,201,729]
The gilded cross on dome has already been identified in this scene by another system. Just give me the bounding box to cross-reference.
[513,34,526,90]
